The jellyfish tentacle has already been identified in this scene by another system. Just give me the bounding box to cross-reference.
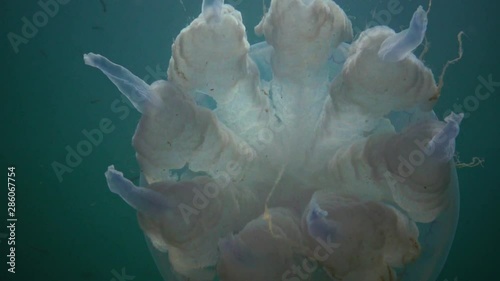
[202,0,224,23]
[305,200,337,242]
[378,6,428,62]
[83,53,161,113]
[428,112,463,162]
[105,166,171,215]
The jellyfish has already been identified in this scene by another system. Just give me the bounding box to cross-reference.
[84,0,462,280]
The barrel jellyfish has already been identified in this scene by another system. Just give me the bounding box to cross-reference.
[84,1,462,280]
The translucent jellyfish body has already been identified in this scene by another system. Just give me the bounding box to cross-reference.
[85,1,462,280]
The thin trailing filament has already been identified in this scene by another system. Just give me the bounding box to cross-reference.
[455,153,485,168]
[419,36,430,61]
[430,31,465,101]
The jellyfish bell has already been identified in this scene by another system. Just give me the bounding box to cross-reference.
[85,0,462,280]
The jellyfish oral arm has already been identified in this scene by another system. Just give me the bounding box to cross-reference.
[105,165,170,215]
[378,6,428,62]
[83,53,161,113]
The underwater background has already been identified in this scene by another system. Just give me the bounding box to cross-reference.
[1,0,499,280]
